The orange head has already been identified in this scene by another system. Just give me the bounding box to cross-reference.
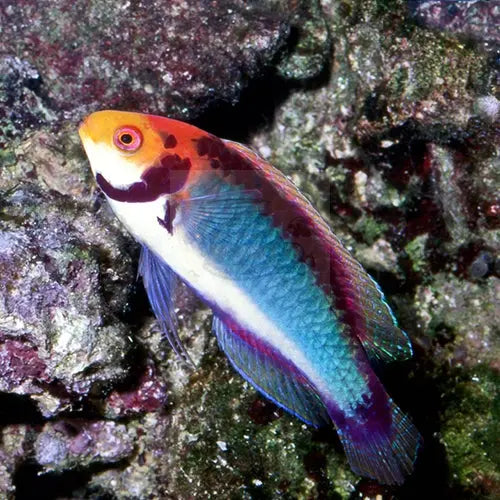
[78,110,208,195]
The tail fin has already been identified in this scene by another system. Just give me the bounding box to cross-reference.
[336,400,422,485]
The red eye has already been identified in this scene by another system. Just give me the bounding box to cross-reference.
[113,126,143,152]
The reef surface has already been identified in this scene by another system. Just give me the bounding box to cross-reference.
[0,0,498,498]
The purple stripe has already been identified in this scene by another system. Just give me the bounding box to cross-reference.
[220,314,311,386]
[221,313,392,434]
[327,347,392,434]
[195,135,369,347]
[96,154,191,203]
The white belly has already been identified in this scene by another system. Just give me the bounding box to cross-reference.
[108,197,328,394]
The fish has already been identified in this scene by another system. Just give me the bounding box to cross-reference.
[79,110,422,485]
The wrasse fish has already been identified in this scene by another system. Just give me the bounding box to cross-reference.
[79,110,421,485]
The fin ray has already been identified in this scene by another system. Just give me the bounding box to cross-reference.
[335,399,422,485]
[179,181,261,242]
[138,245,193,365]
[179,181,278,278]
[212,315,329,427]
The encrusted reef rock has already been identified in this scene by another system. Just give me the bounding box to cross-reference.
[1,0,499,498]
[35,420,136,472]
[0,57,55,148]
[0,0,292,132]
[409,0,500,46]
[0,185,131,415]
[0,126,138,419]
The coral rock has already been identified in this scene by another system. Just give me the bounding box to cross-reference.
[0,0,292,126]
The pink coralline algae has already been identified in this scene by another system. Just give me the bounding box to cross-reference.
[410,0,500,45]
[0,339,49,393]
[0,0,291,123]
[105,362,168,418]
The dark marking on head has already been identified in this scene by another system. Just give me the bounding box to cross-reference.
[195,136,210,157]
[196,136,251,173]
[210,159,222,170]
[163,134,178,149]
[157,200,176,234]
[96,154,191,203]
[156,154,191,193]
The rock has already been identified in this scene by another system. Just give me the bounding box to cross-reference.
[104,361,168,418]
[409,0,500,46]
[88,412,171,499]
[0,57,56,146]
[0,340,50,394]
[0,425,28,498]
[467,250,494,279]
[0,0,499,496]
[0,0,293,128]
[0,184,133,416]
[475,95,500,122]
[276,0,331,81]
[35,420,136,471]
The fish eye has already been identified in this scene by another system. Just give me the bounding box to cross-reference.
[113,126,142,152]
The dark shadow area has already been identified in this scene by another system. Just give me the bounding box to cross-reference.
[192,49,332,144]
[0,393,44,426]
[192,70,293,143]
[14,460,121,500]
[380,359,451,498]
[118,249,152,330]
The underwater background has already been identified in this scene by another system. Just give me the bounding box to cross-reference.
[0,0,498,498]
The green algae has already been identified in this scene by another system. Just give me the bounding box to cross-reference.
[160,347,356,499]
[353,214,389,245]
[0,148,16,168]
[277,0,331,81]
[404,235,429,275]
[440,366,499,494]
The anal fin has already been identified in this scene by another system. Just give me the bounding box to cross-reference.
[212,315,329,427]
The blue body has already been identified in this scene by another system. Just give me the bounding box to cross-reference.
[137,163,421,485]
[187,177,368,417]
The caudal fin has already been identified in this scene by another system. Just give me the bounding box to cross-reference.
[336,400,422,485]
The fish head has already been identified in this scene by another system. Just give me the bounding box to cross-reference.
[79,110,202,195]
[79,110,162,187]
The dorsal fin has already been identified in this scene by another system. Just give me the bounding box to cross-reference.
[223,140,413,363]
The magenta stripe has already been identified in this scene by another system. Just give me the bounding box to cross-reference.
[195,135,369,347]
[221,314,310,385]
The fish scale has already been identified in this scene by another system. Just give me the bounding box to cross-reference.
[79,109,421,485]
[187,176,368,414]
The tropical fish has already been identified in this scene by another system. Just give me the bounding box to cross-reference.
[79,110,421,485]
